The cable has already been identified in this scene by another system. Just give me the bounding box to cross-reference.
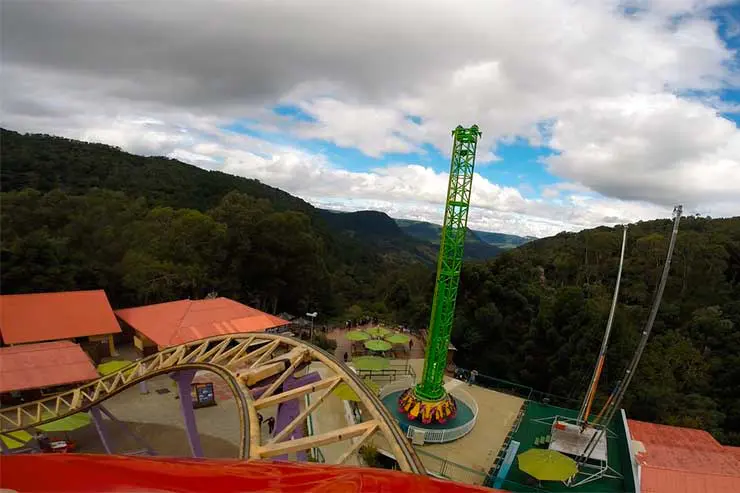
[578,225,628,424]
[576,206,682,466]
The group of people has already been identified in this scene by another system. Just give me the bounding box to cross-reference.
[454,368,478,386]
[257,413,276,434]
[343,316,379,329]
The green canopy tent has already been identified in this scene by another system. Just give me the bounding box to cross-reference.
[352,356,390,371]
[332,378,381,401]
[1,430,34,450]
[517,448,578,482]
[346,330,371,341]
[385,333,410,345]
[366,327,391,338]
[364,340,392,352]
[37,413,92,433]
[97,360,134,377]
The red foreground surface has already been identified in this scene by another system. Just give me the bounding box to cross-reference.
[0,454,498,493]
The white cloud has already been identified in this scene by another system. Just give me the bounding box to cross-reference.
[541,182,593,199]
[0,0,737,236]
[545,93,740,213]
[292,99,426,157]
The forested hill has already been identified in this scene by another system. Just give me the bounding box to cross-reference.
[396,218,533,251]
[396,218,510,259]
[0,128,486,320]
[0,128,313,213]
[4,128,740,444]
[451,216,740,444]
[0,128,431,316]
[324,211,502,262]
[0,128,502,269]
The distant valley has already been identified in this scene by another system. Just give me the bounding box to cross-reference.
[395,218,534,251]
[318,210,531,263]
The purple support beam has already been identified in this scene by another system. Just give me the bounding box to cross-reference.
[90,406,113,454]
[272,372,321,461]
[250,362,312,400]
[172,370,203,458]
[98,405,156,455]
[282,371,322,392]
[137,362,149,394]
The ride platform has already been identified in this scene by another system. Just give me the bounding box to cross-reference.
[493,401,635,492]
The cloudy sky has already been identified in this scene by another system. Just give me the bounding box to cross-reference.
[2,1,738,237]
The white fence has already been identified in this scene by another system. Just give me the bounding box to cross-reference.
[378,378,478,444]
[379,376,414,399]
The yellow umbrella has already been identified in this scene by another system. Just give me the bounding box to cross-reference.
[37,413,92,433]
[363,378,381,395]
[1,430,33,450]
[517,449,578,481]
[97,360,134,377]
[332,378,381,401]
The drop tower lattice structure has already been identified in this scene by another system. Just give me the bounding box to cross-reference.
[398,124,481,424]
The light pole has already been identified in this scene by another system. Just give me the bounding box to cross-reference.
[306,312,317,341]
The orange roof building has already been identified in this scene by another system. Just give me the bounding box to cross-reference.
[0,341,99,393]
[0,290,121,345]
[115,297,289,348]
[628,419,740,493]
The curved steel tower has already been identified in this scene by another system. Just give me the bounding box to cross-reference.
[399,124,481,424]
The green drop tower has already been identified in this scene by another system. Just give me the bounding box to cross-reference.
[398,124,481,424]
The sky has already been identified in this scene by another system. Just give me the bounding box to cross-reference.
[1,1,739,238]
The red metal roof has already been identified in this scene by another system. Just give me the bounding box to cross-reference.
[628,419,740,493]
[641,468,740,493]
[0,290,121,344]
[115,297,289,348]
[724,446,740,462]
[0,341,99,393]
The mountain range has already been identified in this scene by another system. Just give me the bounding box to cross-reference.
[0,128,527,263]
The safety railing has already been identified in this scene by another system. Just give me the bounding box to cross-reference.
[394,386,478,444]
[356,362,416,384]
[416,448,488,485]
[378,378,478,444]
[378,376,415,400]
[462,369,582,409]
[474,373,534,400]
[412,387,478,443]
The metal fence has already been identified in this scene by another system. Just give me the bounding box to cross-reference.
[474,373,533,400]
[357,361,416,384]
[415,448,488,486]
[463,370,582,410]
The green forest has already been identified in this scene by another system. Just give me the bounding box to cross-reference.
[2,129,739,445]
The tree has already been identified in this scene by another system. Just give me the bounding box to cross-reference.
[122,207,227,302]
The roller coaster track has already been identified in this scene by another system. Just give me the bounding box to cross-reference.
[0,334,423,473]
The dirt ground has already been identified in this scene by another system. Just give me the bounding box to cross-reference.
[69,420,239,458]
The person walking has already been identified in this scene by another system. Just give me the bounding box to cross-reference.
[468,369,478,386]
